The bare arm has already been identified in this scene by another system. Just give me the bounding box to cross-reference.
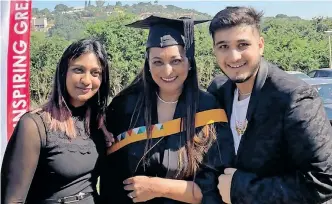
[124,176,203,203]
[152,177,202,203]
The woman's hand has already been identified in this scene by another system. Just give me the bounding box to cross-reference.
[123,176,161,203]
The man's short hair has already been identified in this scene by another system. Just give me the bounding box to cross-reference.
[209,6,263,38]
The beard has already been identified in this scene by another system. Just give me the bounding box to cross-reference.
[222,60,260,84]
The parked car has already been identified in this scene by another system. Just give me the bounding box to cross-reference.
[302,78,332,124]
[307,68,332,78]
[286,71,310,79]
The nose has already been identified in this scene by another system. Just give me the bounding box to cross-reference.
[228,49,242,62]
[163,63,173,76]
[80,73,91,86]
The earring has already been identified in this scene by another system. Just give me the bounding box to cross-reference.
[97,91,100,105]
[189,67,192,71]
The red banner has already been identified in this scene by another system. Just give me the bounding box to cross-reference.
[6,0,32,140]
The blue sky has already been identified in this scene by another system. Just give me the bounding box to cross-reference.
[33,1,332,20]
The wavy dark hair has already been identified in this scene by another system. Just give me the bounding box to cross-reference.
[40,38,110,138]
[115,47,215,178]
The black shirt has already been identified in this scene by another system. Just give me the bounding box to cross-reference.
[1,105,106,204]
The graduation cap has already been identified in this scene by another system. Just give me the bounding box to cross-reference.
[126,15,210,59]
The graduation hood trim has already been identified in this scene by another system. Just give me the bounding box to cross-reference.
[107,109,227,154]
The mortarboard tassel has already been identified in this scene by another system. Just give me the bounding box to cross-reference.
[182,18,195,61]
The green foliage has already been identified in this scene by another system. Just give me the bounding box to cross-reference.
[48,14,87,41]
[32,8,53,20]
[54,4,69,13]
[96,0,105,8]
[86,14,146,96]
[30,32,71,106]
[194,24,220,88]
[29,4,332,106]
[262,17,330,72]
[123,2,210,20]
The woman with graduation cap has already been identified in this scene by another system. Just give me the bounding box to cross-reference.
[101,16,234,203]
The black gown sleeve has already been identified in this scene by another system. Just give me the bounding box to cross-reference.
[194,96,234,204]
[100,99,125,203]
[1,113,43,204]
[230,86,332,204]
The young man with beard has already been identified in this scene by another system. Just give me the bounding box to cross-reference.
[207,6,332,204]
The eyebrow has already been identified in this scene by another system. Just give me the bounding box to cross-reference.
[69,65,101,70]
[151,55,183,60]
[215,39,250,46]
[171,55,183,59]
[151,56,162,60]
[69,65,84,69]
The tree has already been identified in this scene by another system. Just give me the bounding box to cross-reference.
[27,7,332,105]
[261,17,330,72]
[115,1,122,7]
[194,24,219,88]
[40,8,51,16]
[32,8,39,15]
[30,33,71,107]
[86,14,146,96]
[48,14,87,41]
[54,4,69,13]
[276,14,288,18]
[96,0,105,8]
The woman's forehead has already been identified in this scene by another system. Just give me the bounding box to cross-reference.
[149,45,185,57]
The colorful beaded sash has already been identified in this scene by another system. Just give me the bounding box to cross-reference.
[107,109,228,154]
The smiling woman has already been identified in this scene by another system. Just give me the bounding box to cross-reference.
[66,52,103,107]
[1,38,113,204]
[101,15,234,204]
[148,45,189,104]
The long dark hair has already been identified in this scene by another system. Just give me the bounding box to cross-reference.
[116,48,214,178]
[41,38,110,138]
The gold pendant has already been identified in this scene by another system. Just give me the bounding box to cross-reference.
[235,119,248,136]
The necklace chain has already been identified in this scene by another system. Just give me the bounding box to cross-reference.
[238,89,252,96]
[156,92,178,104]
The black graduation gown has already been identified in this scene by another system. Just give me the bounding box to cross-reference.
[100,90,234,204]
[208,58,332,204]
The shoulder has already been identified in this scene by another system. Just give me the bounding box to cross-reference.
[12,112,43,142]
[108,93,140,113]
[207,74,229,95]
[197,90,228,124]
[18,112,40,127]
[266,62,310,92]
[260,61,314,104]
[197,89,221,111]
